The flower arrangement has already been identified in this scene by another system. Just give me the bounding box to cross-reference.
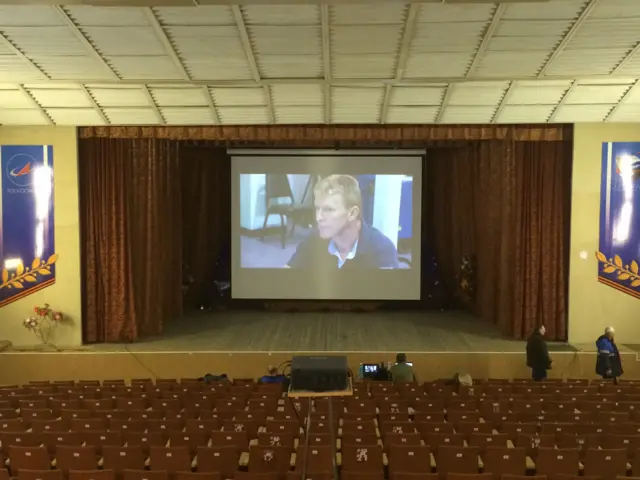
[23,303,64,347]
[456,255,476,308]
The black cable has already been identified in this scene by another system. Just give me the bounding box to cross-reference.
[288,395,306,434]
[328,397,339,480]
[299,398,313,480]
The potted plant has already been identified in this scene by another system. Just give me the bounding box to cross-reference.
[23,303,64,351]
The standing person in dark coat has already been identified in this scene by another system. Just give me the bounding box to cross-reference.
[526,324,552,381]
[596,326,623,383]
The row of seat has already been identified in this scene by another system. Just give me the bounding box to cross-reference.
[3,440,640,480]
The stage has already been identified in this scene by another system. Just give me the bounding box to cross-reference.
[0,311,638,385]
[90,310,576,354]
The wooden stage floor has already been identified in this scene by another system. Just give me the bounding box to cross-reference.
[88,310,578,354]
[2,310,637,385]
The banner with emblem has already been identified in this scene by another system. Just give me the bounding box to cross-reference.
[0,145,57,307]
[597,142,640,299]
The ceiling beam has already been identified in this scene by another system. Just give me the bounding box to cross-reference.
[263,85,275,124]
[17,85,54,125]
[611,42,640,75]
[53,6,120,80]
[466,3,506,78]
[394,4,420,81]
[320,4,331,124]
[490,81,515,123]
[11,73,635,88]
[231,5,261,84]
[0,33,49,80]
[604,79,639,122]
[203,86,220,124]
[324,84,332,125]
[80,85,109,125]
[435,84,453,123]
[142,86,166,125]
[381,4,419,124]
[547,81,577,123]
[380,84,392,124]
[145,8,191,81]
[537,0,600,77]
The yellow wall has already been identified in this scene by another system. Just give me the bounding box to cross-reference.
[569,124,640,345]
[0,127,81,348]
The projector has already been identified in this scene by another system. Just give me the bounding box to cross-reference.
[290,355,349,393]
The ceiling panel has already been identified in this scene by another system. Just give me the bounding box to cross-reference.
[47,108,104,125]
[28,88,91,108]
[270,84,323,106]
[387,106,439,123]
[553,104,614,122]
[496,105,556,123]
[275,106,324,124]
[104,107,161,125]
[0,109,49,125]
[217,106,269,124]
[441,106,495,123]
[160,107,216,124]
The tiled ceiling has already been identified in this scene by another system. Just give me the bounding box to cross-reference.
[0,0,638,126]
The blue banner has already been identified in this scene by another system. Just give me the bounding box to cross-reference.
[597,142,640,299]
[0,145,56,307]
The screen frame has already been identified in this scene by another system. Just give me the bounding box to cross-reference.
[230,150,424,301]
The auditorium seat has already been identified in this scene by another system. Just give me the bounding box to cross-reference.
[292,446,335,474]
[195,446,239,477]
[210,431,249,450]
[55,445,98,472]
[17,470,63,480]
[387,445,431,475]
[434,446,479,477]
[390,473,438,480]
[102,446,147,473]
[480,446,526,478]
[69,470,117,480]
[534,448,580,476]
[8,446,52,476]
[445,474,491,480]
[425,433,464,453]
[340,445,384,473]
[123,470,169,480]
[582,448,628,480]
[169,430,210,454]
[467,433,508,454]
[247,445,294,475]
[234,473,279,480]
[257,432,296,448]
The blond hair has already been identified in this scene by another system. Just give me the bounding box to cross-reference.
[314,175,362,215]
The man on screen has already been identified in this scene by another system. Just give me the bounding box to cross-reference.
[286,174,399,269]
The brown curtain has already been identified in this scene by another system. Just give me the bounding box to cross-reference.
[180,146,231,309]
[426,140,571,340]
[80,138,183,342]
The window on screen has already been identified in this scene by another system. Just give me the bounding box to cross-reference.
[231,151,423,300]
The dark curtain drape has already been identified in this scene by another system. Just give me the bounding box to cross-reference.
[180,146,231,309]
[80,138,183,342]
[426,140,572,340]
[78,124,572,343]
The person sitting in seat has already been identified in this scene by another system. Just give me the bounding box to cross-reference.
[389,353,416,384]
[259,365,287,384]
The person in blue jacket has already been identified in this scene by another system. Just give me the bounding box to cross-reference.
[596,326,623,383]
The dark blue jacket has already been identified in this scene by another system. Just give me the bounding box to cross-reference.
[287,223,399,269]
[596,335,623,377]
